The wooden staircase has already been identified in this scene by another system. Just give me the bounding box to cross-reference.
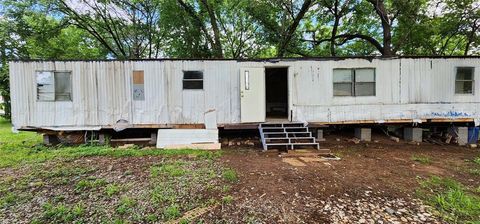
[259,122,320,151]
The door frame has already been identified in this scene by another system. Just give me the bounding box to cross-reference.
[264,66,292,122]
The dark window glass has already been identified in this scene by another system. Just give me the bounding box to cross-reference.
[183,71,203,90]
[455,67,474,94]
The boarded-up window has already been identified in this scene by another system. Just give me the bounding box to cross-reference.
[36,71,72,101]
[333,68,375,96]
[183,71,203,90]
[455,67,474,94]
[132,71,145,100]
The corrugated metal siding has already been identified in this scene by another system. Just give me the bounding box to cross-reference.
[9,58,480,129]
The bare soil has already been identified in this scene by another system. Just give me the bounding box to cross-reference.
[202,133,480,223]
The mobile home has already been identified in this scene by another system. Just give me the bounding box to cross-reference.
[9,56,480,147]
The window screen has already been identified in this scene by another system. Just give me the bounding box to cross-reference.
[183,71,203,90]
[333,68,375,96]
[36,71,72,101]
[455,67,474,94]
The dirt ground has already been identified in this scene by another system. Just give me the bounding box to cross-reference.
[1,133,479,223]
[202,133,480,223]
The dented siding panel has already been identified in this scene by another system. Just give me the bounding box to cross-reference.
[9,58,480,130]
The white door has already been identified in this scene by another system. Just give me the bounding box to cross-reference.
[240,67,266,123]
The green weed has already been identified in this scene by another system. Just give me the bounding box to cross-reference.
[411,154,432,165]
[151,162,186,177]
[41,202,84,223]
[222,195,234,204]
[417,176,480,223]
[105,184,121,197]
[222,169,238,182]
[116,197,137,215]
[75,178,107,192]
[474,157,480,166]
[0,192,17,208]
[164,204,181,220]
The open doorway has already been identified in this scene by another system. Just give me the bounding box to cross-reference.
[265,67,288,120]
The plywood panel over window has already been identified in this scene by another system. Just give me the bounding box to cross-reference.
[132,70,145,100]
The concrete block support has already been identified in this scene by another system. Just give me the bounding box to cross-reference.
[455,127,469,146]
[404,128,423,142]
[355,128,371,142]
[316,129,326,142]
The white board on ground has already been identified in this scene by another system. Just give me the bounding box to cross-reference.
[156,129,219,149]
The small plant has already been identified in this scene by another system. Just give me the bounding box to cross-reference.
[411,154,432,165]
[469,169,480,176]
[164,204,181,220]
[41,202,84,223]
[222,195,234,204]
[105,184,121,197]
[75,178,107,192]
[474,157,480,165]
[116,197,137,215]
[222,185,231,192]
[0,192,17,208]
[222,169,238,182]
[151,163,186,177]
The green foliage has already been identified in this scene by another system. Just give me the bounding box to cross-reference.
[116,196,137,215]
[41,202,85,223]
[474,157,480,166]
[163,204,181,220]
[151,162,187,177]
[75,178,107,193]
[411,154,432,165]
[222,169,238,182]
[417,176,480,223]
[222,195,234,204]
[105,184,121,197]
[0,117,221,168]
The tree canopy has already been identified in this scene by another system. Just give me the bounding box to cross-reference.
[0,0,479,118]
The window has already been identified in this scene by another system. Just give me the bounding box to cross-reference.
[132,71,145,101]
[36,71,72,101]
[333,68,375,96]
[183,71,203,90]
[455,67,474,94]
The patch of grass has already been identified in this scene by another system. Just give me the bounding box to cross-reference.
[75,178,107,192]
[116,196,137,215]
[151,162,187,177]
[222,169,238,182]
[411,154,432,165]
[41,202,85,223]
[222,195,234,204]
[0,118,220,168]
[164,204,181,220]
[0,192,17,208]
[474,157,480,166]
[469,169,480,176]
[417,176,480,223]
[105,184,121,197]
[151,184,177,204]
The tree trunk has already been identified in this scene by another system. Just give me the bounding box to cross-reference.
[367,0,393,56]
[200,0,223,58]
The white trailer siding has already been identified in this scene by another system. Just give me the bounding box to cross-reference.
[9,57,480,130]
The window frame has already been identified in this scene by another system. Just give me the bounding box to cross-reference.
[333,68,376,97]
[182,70,204,90]
[454,67,475,95]
[35,70,73,102]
